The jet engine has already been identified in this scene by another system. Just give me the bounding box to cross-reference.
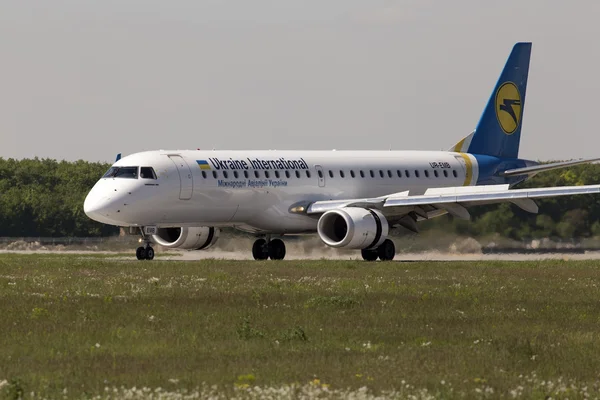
[151,227,219,250]
[317,208,388,249]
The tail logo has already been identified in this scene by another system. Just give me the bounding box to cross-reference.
[495,82,521,135]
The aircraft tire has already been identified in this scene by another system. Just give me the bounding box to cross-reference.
[145,246,155,260]
[136,246,146,260]
[361,248,378,261]
[268,239,286,260]
[377,239,395,261]
[252,239,269,260]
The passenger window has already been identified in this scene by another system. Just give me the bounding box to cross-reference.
[405,170,410,178]
[275,171,280,178]
[306,170,311,178]
[360,170,365,178]
[254,170,260,178]
[424,170,429,178]
[350,170,355,178]
[443,170,448,178]
[285,171,290,178]
[369,170,375,178]
[265,171,270,179]
[223,171,229,179]
[397,170,402,178]
[415,170,420,178]
[233,171,239,179]
[201,171,207,179]
[295,170,300,178]
[140,167,157,179]
[434,170,439,178]
[379,170,384,178]
[329,170,334,178]
[340,170,345,178]
[453,170,458,178]
[212,171,218,179]
[387,170,392,178]
[244,170,249,178]
[318,170,323,178]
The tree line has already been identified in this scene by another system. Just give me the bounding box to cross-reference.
[0,157,599,239]
[0,158,117,237]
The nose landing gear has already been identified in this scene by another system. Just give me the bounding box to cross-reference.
[136,228,155,260]
[252,236,286,260]
[136,245,155,260]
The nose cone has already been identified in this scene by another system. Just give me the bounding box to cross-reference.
[84,182,125,225]
[84,187,110,224]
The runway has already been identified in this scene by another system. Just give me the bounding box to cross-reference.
[2,249,599,261]
[156,249,600,262]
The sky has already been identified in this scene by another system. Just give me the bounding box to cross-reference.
[1,0,599,162]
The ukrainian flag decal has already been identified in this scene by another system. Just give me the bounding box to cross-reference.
[197,160,211,170]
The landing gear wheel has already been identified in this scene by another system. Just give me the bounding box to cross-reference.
[361,248,378,261]
[136,247,146,260]
[377,239,395,261]
[252,239,269,260]
[268,239,286,260]
[145,246,155,260]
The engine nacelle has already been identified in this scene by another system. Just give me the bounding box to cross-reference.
[152,227,219,250]
[317,208,388,249]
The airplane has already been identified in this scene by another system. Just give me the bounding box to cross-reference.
[84,42,600,261]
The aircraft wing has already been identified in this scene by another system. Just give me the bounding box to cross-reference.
[305,183,600,222]
[503,157,600,177]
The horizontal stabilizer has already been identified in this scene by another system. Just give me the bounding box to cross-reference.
[503,157,600,177]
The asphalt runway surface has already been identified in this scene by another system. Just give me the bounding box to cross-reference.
[174,249,600,261]
[2,249,600,261]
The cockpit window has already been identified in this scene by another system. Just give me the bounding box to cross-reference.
[140,167,157,179]
[103,166,138,179]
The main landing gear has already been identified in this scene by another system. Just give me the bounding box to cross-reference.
[136,228,155,261]
[361,239,396,262]
[252,237,286,260]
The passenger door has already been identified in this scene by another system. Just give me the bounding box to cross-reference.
[169,155,193,200]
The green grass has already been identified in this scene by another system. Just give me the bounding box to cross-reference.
[1,254,600,398]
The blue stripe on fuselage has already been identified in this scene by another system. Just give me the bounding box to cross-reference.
[472,154,537,186]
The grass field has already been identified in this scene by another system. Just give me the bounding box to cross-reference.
[1,254,600,399]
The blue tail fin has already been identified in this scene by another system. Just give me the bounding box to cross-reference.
[466,42,531,159]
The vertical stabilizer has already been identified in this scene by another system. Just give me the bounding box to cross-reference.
[465,42,531,158]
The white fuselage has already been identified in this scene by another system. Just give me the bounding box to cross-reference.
[84,150,479,234]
